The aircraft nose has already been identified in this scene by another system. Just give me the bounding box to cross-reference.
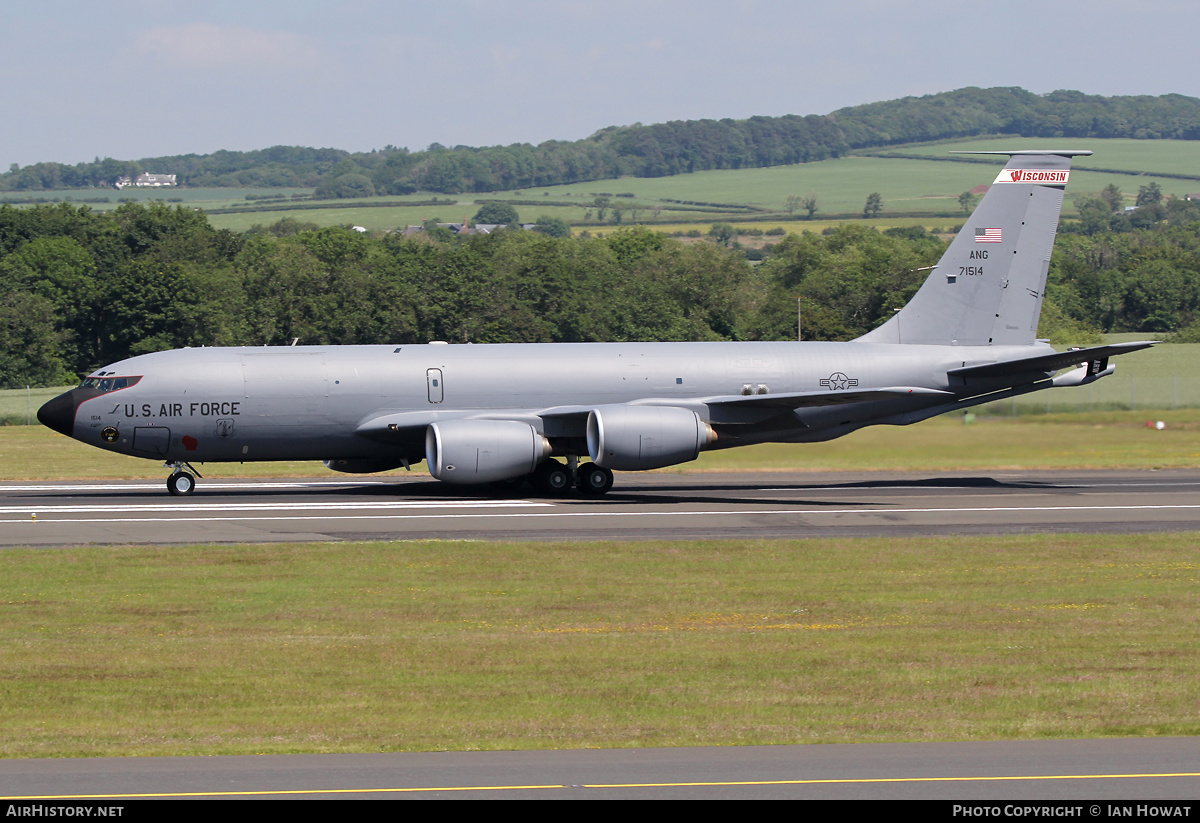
[37,389,83,437]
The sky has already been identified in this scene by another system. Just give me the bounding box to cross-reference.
[3,0,1198,169]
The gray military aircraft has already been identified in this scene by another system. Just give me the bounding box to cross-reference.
[39,150,1152,496]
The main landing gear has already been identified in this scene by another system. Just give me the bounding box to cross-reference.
[165,462,202,496]
[575,462,615,495]
[535,457,614,497]
[494,458,614,497]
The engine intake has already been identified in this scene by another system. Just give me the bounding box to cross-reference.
[426,419,550,484]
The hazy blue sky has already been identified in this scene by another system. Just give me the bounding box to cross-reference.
[3,0,1197,168]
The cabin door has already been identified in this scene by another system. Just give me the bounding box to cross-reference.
[427,368,444,403]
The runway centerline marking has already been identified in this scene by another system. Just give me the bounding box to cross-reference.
[10,769,1200,798]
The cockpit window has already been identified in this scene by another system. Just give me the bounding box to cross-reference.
[80,375,142,393]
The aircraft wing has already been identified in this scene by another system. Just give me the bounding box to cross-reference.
[538,387,952,416]
[356,387,952,438]
[948,341,1155,381]
[696,386,952,409]
[357,410,452,436]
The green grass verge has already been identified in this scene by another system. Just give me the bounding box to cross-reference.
[691,413,1200,473]
[3,411,1199,483]
[0,386,69,426]
[206,201,482,233]
[1,534,1196,757]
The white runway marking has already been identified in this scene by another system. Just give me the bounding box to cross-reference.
[0,481,392,492]
[4,502,1200,525]
[0,499,551,516]
[761,481,1200,491]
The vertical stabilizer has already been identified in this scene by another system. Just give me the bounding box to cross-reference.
[856,150,1090,346]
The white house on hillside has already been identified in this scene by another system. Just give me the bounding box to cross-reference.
[114,173,177,189]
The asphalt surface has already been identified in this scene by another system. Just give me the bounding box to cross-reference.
[2,468,1200,546]
[2,738,1198,800]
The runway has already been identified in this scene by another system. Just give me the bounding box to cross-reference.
[2,738,1198,800]
[2,469,1200,546]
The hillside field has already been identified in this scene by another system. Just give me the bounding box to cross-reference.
[11,137,1197,234]
[871,136,1200,179]
[202,138,1198,232]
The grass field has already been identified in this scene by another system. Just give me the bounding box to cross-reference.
[2,410,1198,484]
[982,343,1200,414]
[0,386,60,426]
[462,157,1016,221]
[205,201,745,233]
[21,136,1192,235]
[203,144,1193,233]
[1,533,1196,757]
[877,136,1200,180]
[586,216,955,238]
[2,187,313,210]
[445,137,1197,219]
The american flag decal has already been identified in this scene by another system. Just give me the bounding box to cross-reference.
[975,227,1002,243]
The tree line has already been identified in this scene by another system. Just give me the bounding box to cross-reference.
[3,201,1200,389]
[6,87,1200,195]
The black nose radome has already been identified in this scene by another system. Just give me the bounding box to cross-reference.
[37,390,82,437]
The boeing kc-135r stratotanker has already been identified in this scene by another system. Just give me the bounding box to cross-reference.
[38,150,1153,496]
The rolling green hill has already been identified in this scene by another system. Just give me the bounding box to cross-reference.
[196,138,1200,232]
[16,138,1195,234]
[6,85,1200,200]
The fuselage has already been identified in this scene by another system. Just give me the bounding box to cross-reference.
[41,339,1049,466]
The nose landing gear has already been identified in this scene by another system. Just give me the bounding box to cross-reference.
[165,462,202,496]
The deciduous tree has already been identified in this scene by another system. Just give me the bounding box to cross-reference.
[473,202,519,225]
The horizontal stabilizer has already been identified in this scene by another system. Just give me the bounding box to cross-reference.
[949,341,1155,380]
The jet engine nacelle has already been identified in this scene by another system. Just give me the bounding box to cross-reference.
[587,405,715,471]
[426,419,551,484]
[324,457,407,474]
